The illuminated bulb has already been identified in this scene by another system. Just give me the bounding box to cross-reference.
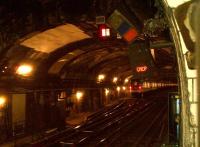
[16,64,33,76]
[105,28,110,36]
[124,78,129,83]
[113,77,118,83]
[117,86,120,92]
[122,86,126,90]
[98,74,105,82]
[105,89,110,96]
[76,91,83,101]
[102,29,106,36]
[0,96,6,106]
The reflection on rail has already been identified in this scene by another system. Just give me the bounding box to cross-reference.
[30,89,169,147]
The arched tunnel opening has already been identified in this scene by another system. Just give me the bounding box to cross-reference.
[0,0,198,146]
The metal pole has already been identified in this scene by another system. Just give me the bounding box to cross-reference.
[195,1,200,147]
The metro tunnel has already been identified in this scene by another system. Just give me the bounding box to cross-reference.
[0,0,199,146]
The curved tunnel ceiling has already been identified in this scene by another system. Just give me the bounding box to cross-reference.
[0,0,177,89]
[21,24,91,53]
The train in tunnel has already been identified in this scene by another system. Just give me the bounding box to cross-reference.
[129,78,143,98]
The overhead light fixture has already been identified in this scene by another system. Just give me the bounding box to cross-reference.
[0,96,6,108]
[98,74,105,82]
[124,78,129,83]
[113,77,118,83]
[76,91,83,101]
[16,64,33,76]
[105,88,110,96]
[117,86,120,92]
[122,86,126,90]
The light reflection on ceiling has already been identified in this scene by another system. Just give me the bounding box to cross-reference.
[48,49,84,74]
[21,24,91,53]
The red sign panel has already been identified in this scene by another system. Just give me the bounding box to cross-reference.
[136,66,148,72]
[98,24,110,37]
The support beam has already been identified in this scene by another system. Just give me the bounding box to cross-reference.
[195,1,200,147]
[150,41,174,49]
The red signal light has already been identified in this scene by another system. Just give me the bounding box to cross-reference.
[138,85,142,90]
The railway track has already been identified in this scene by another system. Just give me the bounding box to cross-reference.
[111,98,168,147]
[56,99,154,147]
[30,92,169,147]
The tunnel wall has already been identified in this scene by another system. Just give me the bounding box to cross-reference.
[163,2,198,147]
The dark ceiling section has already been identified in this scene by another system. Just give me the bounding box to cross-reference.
[0,0,176,89]
[122,0,156,23]
[0,0,96,54]
[37,37,129,84]
[35,38,97,77]
[154,48,175,68]
[63,46,128,74]
[88,51,127,71]
[90,56,130,76]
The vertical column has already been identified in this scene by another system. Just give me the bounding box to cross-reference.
[12,94,26,137]
[195,1,200,147]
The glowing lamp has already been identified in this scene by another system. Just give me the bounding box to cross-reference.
[105,89,110,96]
[98,74,105,82]
[0,96,6,107]
[76,91,83,101]
[113,77,118,83]
[16,64,33,76]
[124,78,129,83]
[117,86,120,92]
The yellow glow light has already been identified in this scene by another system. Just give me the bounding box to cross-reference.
[105,89,110,96]
[113,77,118,83]
[117,86,120,92]
[98,74,105,82]
[124,78,129,83]
[0,96,6,107]
[16,64,33,76]
[76,91,83,101]
[122,86,126,90]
